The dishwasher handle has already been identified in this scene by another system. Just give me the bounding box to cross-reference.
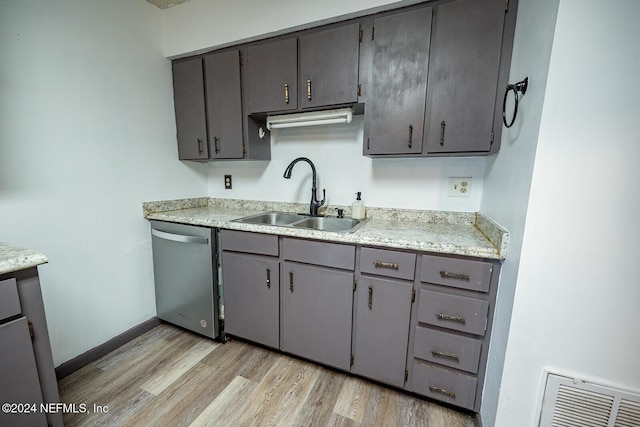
[151,229,209,245]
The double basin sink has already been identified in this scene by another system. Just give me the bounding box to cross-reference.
[232,211,368,233]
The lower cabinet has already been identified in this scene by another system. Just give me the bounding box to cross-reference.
[219,230,501,413]
[352,275,413,388]
[221,252,279,348]
[280,261,353,371]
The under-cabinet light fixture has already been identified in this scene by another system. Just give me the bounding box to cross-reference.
[266,108,354,130]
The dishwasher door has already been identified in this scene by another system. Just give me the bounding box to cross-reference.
[150,220,219,339]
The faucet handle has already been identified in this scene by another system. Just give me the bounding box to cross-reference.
[335,208,344,218]
[320,189,326,205]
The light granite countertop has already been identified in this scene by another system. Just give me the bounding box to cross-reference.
[144,198,509,260]
[0,242,48,275]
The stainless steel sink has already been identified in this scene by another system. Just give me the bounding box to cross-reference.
[232,211,306,226]
[232,211,367,233]
[292,216,365,232]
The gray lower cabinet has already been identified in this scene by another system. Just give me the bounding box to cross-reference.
[280,261,354,371]
[352,275,413,388]
[218,230,501,413]
[0,271,63,427]
[406,254,499,412]
[220,230,280,348]
[221,252,279,348]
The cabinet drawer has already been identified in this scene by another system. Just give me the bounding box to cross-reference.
[0,278,21,321]
[412,361,477,410]
[417,290,489,336]
[360,247,416,280]
[221,230,279,256]
[283,238,355,270]
[413,327,482,374]
[420,255,493,292]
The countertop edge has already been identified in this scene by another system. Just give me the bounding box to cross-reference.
[0,243,49,275]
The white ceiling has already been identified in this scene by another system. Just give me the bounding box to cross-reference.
[146,0,192,9]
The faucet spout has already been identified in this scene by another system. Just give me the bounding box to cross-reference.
[283,157,326,216]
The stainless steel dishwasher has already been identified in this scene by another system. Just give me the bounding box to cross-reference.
[150,220,222,340]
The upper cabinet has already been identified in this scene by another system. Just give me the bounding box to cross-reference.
[366,7,433,155]
[246,38,298,114]
[246,23,361,115]
[170,0,516,161]
[298,23,361,109]
[172,49,270,161]
[364,0,515,157]
[172,57,209,161]
[425,0,506,154]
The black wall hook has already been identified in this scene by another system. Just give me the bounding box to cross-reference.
[502,77,529,128]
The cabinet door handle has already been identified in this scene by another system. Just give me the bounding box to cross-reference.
[214,137,220,153]
[289,272,294,292]
[307,79,312,101]
[440,121,446,146]
[439,271,470,281]
[266,268,271,289]
[429,385,456,399]
[408,124,413,148]
[197,138,203,154]
[368,285,373,310]
[284,83,290,104]
[436,313,466,324]
[373,261,398,270]
[431,349,460,362]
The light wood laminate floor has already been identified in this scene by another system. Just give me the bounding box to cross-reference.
[58,324,475,426]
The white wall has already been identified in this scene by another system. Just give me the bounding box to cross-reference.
[479,0,560,424]
[0,0,208,366]
[162,0,421,58]
[208,117,485,211]
[491,1,640,425]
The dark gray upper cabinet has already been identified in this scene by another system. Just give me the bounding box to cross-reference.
[246,23,360,115]
[172,57,209,160]
[204,50,244,159]
[246,38,298,114]
[366,7,433,155]
[425,0,506,154]
[172,50,249,160]
[299,23,360,109]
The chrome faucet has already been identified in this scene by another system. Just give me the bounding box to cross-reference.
[283,157,326,216]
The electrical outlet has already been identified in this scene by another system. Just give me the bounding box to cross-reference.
[448,177,472,197]
[224,175,232,189]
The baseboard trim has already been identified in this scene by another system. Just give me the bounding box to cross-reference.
[55,317,160,380]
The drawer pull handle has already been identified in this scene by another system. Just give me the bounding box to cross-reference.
[289,272,294,292]
[307,79,312,101]
[368,285,373,310]
[373,261,398,270]
[439,271,470,281]
[436,313,466,324]
[431,349,460,362]
[266,268,271,289]
[284,83,290,104]
[429,385,456,399]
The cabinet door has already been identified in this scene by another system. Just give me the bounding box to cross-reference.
[205,50,244,159]
[367,7,432,155]
[352,276,413,388]
[426,0,505,153]
[281,262,353,371]
[172,57,209,160]
[0,317,47,427]
[222,252,280,348]
[246,38,298,114]
[299,23,360,109]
